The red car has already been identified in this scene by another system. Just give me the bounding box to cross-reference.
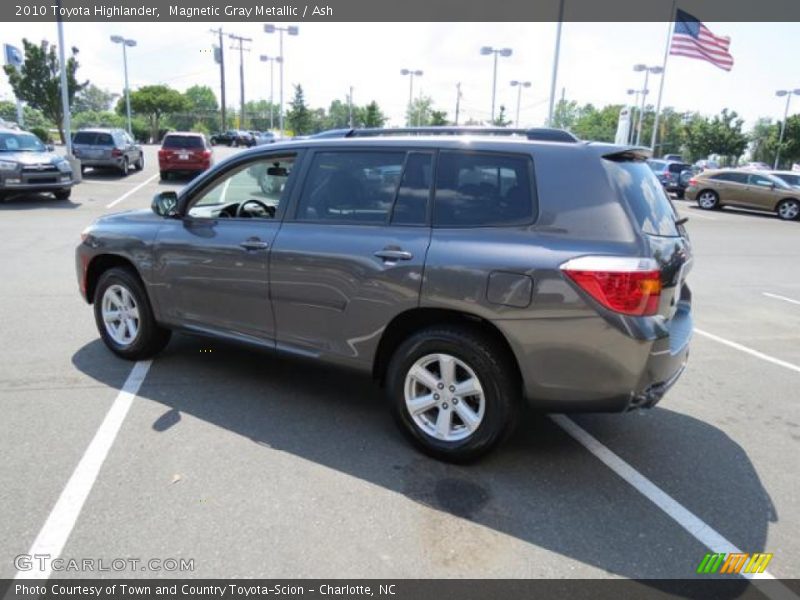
[158,132,213,180]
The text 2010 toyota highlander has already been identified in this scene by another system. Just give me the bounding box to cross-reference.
[76,128,692,461]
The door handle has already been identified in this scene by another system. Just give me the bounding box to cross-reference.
[374,249,412,261]
[240,239,269,251]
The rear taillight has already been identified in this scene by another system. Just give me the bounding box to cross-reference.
[561,256,662,317]
[202,150,211,159]
[688,178,697,186]
[158,149,167,158]
[111,148,122,157]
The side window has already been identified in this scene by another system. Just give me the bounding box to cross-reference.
[749,174,772,187]
[391,152,433,226]
[187,155,296,219]
[433,151,535,227]
[295,151,405,223]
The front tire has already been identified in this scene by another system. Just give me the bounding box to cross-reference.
[697,189,719,210]
[386,326,520,462]
[54,188,71,200]
[776,198,800,221]
[93,267,171,360]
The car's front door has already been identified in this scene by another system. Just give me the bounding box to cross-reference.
[152,152,300,343]
[270,149,433,365]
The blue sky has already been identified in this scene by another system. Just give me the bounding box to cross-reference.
[1,21,797,129]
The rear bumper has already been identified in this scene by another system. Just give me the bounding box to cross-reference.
[494,300,692,413]
[159,160,210,172]
[79,158,124,168]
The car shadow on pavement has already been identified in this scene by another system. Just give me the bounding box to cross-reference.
[72,335,775,594]
[0,193,79,210]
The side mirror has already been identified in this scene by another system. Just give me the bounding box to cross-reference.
[46,144,55,152]
[152,191,179,217]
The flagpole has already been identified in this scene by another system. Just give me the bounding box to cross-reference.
[650,0,677,155]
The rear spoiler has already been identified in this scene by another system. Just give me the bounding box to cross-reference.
[601,147,652,162]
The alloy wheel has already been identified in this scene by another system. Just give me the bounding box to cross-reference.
[404,353,485,442]
[101,284,140,346]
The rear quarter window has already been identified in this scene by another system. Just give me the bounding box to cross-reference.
[433,151,535,227]
[603,159,679,236]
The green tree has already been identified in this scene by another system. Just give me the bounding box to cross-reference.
[430,110,449,126]
[362,101,387,128]
[684,108,748,166]
[749,117,777,165]
[126,84,187,141]
[550,98,580,130]
[73,83,116,114]
[184,85,218,112]
[407,95,434,126]
[0,100,53,130]
[492,105,511,127]
[3,39,86,143]
[286,85,313,135]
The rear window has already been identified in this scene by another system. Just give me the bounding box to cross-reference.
[647,160,666,172]
[73,131,96,144]
[667,163,690,173]
[433,151,534,227]
[95,133,114,146]
[163,135,205,149]
[603,159,679,237]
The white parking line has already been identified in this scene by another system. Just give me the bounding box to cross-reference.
[551,415,796,598]
[105,173,159,209]
[763,292,800,307]
[694,328,800,375]
[15,361,151,580]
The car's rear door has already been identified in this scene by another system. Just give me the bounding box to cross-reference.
[152,150,302,343]
[746,173,780,210]
[269,148,433,365]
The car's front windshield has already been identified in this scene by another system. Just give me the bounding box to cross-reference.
[0,132,46,153]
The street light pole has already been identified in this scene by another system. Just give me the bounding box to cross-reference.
[774,89,800,169]
[265,24,299,138]
[110,35,137,136]
[510,80,531,128]
[260,55,279,130]
[481,46,513,123]
[633,64,663,146]
[400,69,423,126]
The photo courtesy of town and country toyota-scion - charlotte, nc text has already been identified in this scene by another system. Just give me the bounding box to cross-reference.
[14,4,330,18]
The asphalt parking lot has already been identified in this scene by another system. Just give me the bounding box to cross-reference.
[0,144,798,585]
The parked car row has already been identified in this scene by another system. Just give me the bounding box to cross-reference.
[209,130,278,147]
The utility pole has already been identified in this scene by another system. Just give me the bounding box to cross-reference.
[229,33,251,130]
[209,28,227,131]
[455,82,461,125]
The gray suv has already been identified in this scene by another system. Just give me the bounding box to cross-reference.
[76,127,693,461]
[73,128,143,175]
[0,127,74,200]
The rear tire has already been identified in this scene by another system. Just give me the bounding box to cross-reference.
[119,157,129,176]
[160,170,169,181]
[386,325,520,462]
[93,267,171,360]
[697,189,719,210]
[675,190,685,200]
[776,198,800,221]
[134,154,144,171]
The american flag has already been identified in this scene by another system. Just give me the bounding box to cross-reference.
[669,9,734,71]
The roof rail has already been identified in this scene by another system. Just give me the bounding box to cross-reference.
[310,126,579,143]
